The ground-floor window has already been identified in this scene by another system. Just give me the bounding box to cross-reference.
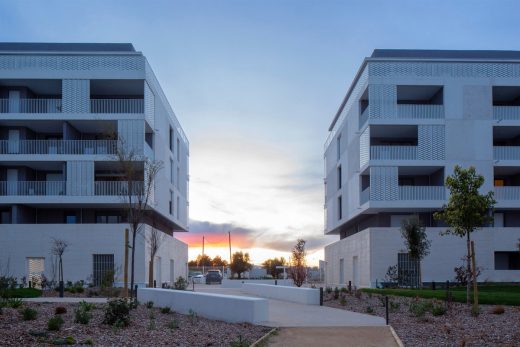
[27,257,45,288]
[495,252,520,270]
[92,254,115,287]
[398,252,420,287]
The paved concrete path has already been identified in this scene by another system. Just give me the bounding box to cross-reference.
[267,327,400,347]
[195,285,385,327]
[23,297,107,303]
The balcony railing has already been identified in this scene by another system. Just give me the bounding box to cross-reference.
[494,186,520,200]
[94,181,144,196]
[399,186,445,200]
[0,99,62,113]
[493,106,520,121]
[493,146,520,160]
[0,181,66,196]
[360,187,370,204]
[370,146,418,160]
[0,140,117,155]
[359,108,369,129]
[396,104,444,119]
[90,99,144,113]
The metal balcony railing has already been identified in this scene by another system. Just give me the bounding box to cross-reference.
[370,146,418,160]
[0,181,66,196]
[493,106,520,121]
[494,186,520,200]
[90,99,144,113]
[396,104,444,119]
[493,146,520,160]
[0,99,62,113]
[399,186,445,200]
[0,140,117,155]
[94,181,144,196]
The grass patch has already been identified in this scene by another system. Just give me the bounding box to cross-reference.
[1,288,42,298]
[362,284,520,306]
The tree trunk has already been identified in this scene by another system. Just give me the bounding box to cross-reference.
[466,232,471,305]
[148,260,154,288]
[130,226,137,298]
[418,260,422,289]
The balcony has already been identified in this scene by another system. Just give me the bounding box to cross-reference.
[0,140,117,155]
[94,181,144,196]
[370,146,418,160]
[399,186,445,200]
[0,181,66,196]
[493,106,520,121]
[396,104,444,119]
[494,186,520,200]
[493,146,520,160]
[0,99,62,113]
[90,99,143,113]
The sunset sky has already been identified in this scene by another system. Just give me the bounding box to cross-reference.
[2,0,520,265]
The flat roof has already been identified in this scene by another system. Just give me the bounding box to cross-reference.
[372,49,520,60]
[0,42,136,53]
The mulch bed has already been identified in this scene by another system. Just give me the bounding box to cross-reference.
[0,301,269,346]
[324,290,520,347]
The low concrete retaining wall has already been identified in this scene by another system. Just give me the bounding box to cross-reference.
[137,288,268,324]
[222,279,293,288]
[242,283,320,305]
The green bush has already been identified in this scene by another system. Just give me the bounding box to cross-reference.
[432,304,446,316]
[333,287,339,299]
[74,307,92,324]
[78,300,95,312]
[339,295,347,306]
[389,301,400,313]
[173,276,188,290]
[167,319,179,330]
[52,336,75,345]
[48,316,64,331]
[145,301,154,309]
[325,287,332,294]
[160,307,171,314]
[21,307,38,321]
[340,287,347,293]
[409,300,433,317]
[366,306,374,314]
[7,298,23,308]
[103,299,130,327]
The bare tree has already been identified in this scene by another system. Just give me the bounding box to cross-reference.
[51,238,68,297]
[147,227,165,288]
[115,139,163,296]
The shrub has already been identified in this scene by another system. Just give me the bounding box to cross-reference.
[74,307,92,324]
[52,336,75,345]
[325,287,332,294]
[7,298,23,308]
[409,300,433,317]
[55,306,67,315]
[160,307,171,314]
[48,316,64,331]
[491,305,505,315]
[366,306,374,314]
[333,287,339,299]
[83,337,93,345]
[389,301,400,313]
[432,304,446,316]
[145,301,154,309]
[339,295,347,306]
[21,307,38,321]
[188,309,198,324]
[340,287,347,293]
[129,298,139,310]
[173,276,188,290]
[167,319,179,330]
[354,289,362,299]
[79,300,95,312]
[103,299,130,327]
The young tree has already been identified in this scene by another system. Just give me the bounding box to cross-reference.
[146,227,165,288]
[400,216,430,288]
[195,254,212,267]
[262,257,286,278]
[230,252,252,279]
[434,166,495,305]
[211,255,228,267]
[51,238,68,297]
[288,239,307,287]
[116,141,163,297]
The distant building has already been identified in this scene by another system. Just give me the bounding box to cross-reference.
[324,49,520,288]
[0,43,189,287]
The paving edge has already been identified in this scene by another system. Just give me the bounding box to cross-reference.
[250,327,278,347]
[389,325,405,347]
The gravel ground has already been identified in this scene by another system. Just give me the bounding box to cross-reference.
[0,301,269,346]
[324,291,520,347]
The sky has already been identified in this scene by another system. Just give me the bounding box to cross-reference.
[1,0,520,265]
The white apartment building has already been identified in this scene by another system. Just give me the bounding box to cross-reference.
[0,43,189,288]
[324,49,520,288]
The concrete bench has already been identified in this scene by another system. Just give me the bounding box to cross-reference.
[137,288,268,324]
[242,283,320,305]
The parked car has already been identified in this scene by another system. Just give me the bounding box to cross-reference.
[205,270,222,284]
[189,271,204,284]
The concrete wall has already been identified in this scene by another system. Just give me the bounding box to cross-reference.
[325,227,520,288]
[221,279,293,288]
[242,283,320,305]
[137,288,268,324]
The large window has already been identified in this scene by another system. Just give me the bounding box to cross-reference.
[169,190,173,215]
[170,159,174,184]
[336,135,341,161]
[169,126,173,152]
[495,252,520,270]
[27,257,45,288]
[92,254,114,287]
[337,165,342,190]
[337,195,342,220]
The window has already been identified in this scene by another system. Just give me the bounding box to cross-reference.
[176,196,180,218]
[65,214,77,224]
[169,190,173,215]
[27,257,45,289]
[96,215,122,224]
[495,179,505,187]
[170,159,174,184]
[169,127,173,152]
[495,252,520,270]
[336,135,341,161]
[337,165,342,189]
[176,167,180,188]
[337,196,342,220]
[92,254,114,287]
[176,138,180,160]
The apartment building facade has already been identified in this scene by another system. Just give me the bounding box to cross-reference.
[324,49,520,288]
[0,43,189,287]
